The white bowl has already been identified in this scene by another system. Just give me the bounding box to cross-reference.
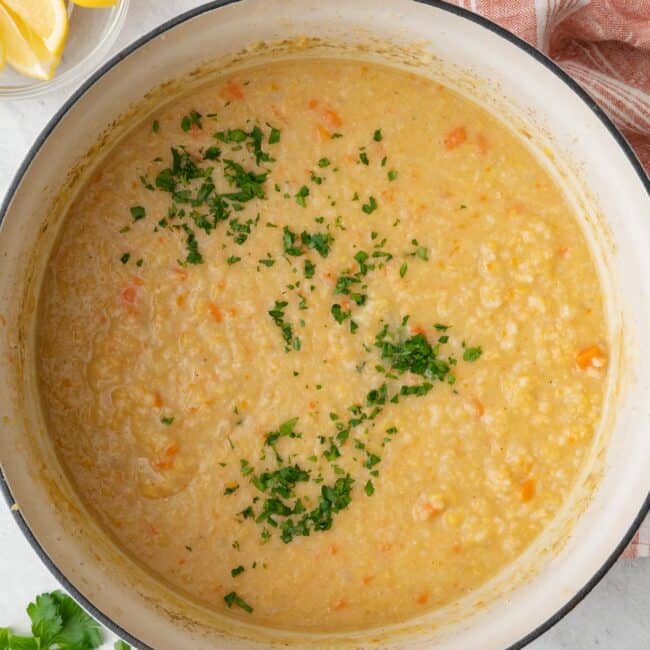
[0,0,129,100]
[0,1,648,648]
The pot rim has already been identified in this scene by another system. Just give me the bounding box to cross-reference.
[1,1,648,648]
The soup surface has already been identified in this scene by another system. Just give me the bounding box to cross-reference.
[38,59,608,631]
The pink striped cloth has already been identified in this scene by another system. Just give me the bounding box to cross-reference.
[447,0,650,558]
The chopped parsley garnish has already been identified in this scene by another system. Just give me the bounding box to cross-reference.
[282,227,333,258]
[361,196,377,214]
[182,224,203,264]
[268,127,281,144]
[364,479,375,495]
[373,128,383,142]
[331,304,351,324]
[318,157,330,168]
[224,592,253,613]
[359,151,369,165]
[388,169,398,181]
[399,262,408,278]
[130,205,146,221]
[295,185,310,207]
[227,255,241,265]
[268,300,300,352]
[304,259,316,278]
[463,346,483,362]
[231,565,245,577]
[160,416,174,425]
[120,253,130,264]
[224,483,240,495]
[203,146,221,160]
[152,119,160,133]
[181,110,202,132]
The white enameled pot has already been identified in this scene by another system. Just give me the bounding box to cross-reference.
[0,2,648,648]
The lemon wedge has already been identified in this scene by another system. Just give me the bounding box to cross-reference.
[0,0,68,56]
[72,0,117,7]
[0,4,59,80]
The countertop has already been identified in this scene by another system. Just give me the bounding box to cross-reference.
[0,1,648,648]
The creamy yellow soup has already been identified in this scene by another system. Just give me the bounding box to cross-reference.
[37,59,607,632]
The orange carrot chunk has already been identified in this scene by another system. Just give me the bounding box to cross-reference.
[223,80,244,101]
[208,302,223,323]
[444,126,467,150]
[520,478,536,502]
[576,345,607,370]
[323,107,343,129]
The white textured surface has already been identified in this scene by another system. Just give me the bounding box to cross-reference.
[0,1,647,648]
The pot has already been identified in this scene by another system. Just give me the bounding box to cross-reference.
[0,1,648,648]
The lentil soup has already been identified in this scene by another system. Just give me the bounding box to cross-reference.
[37,59,607,632]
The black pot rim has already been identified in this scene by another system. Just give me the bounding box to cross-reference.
[1,1,648,648]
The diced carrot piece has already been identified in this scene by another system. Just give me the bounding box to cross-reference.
[576,345,607,370]
[323,107,343,129]
[332,598,347,611]
[520,478,536,502]
[362,575,374,585]
[416,591,429,604]
[223,80,244,101]
[328,544,338,556]
[153,457,173,471]
[317,124,331,140]
[120,286,137,306]
[208,303,223,323]
[165,442,179,456]
[476,133,489,154]
[174,267,188,281]
[444,126,467,150]
[411,324,426,335]
[472,397,485,417]
[308,98,319,109]
[153,391,164,408]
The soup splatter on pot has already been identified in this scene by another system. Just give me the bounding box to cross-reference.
[37,59,607,631]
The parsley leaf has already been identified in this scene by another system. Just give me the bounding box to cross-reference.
[361,196,377,214]
[463,346,483,362]
[224,592,253,613]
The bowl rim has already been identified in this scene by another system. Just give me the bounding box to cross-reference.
[0,1,648,648]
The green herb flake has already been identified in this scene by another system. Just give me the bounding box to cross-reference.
[388,169,398,181]
[359,151,369,165]
[399,262,408,278]
[224,483,240,495]
[268,127,281,144]
[152,120,160,133]
[231,565,245,577]
[361,196,378,214]
[295,185,310,207]
[373,128,383,142]
[364,480,375,496]
[463,346,483,362]
[224,592,253,613]
[120,253,130,264]
[160,416,174,425]
[181,109,202,132]
[130,205,146,221]
[318,157,330,168]
[227,255,241,265]
[304,259,316,279]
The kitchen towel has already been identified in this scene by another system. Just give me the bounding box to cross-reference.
[448,0,650,558]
